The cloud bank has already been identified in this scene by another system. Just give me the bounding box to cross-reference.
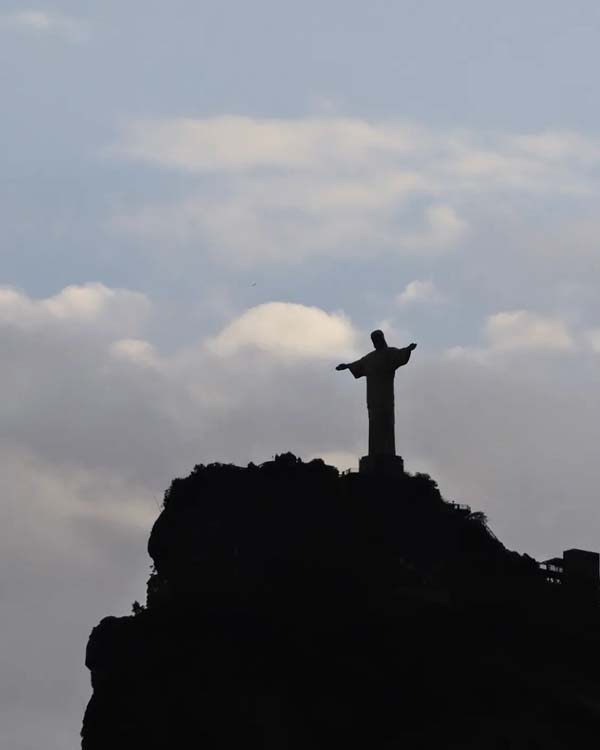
[109,116,600,270]
[3,284,600,557]
[4,282,600,747]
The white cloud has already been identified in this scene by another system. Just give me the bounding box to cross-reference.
[485,310,575,352]
[112,116,422,172]
[0,10,88,42]
[446,310,576,363]
[0,286,364,484]
[112,116,600,268]
[110,338,160,367]
[0,448,155,557]
[0,283,150,334]
[397,279,445,306]
[207,302,359,359]
[114,117,600,187]
[112,116,473,267]
[114,177,465,266]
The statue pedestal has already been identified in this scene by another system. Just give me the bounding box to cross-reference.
[359,454,404,477]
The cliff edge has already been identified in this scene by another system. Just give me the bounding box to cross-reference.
[81,454,600,748]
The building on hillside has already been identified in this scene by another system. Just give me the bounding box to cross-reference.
[540,548,600,590]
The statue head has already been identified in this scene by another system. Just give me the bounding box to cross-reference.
[371,329,388,350]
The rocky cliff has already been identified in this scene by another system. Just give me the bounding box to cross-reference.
[81,454,600,748]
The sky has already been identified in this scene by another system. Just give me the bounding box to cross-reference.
[3,2,600,746]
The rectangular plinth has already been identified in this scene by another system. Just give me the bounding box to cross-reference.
[359,454,405,477]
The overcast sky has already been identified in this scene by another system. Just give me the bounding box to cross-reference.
[4,2,600,747]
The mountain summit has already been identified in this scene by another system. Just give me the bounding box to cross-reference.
[81,454,600,749]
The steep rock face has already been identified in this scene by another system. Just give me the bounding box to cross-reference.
[81,455,600,749]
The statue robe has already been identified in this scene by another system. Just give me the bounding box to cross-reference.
[348,346,413,456]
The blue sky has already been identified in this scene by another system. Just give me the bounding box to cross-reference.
[3,3,600,747]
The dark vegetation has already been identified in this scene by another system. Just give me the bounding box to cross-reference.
[82,454,600,749]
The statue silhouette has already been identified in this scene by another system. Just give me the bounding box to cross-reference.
[337,330,416,466]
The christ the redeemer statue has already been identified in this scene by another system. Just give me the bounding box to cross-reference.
[336,330,417,471]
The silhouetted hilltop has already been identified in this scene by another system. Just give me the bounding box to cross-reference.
[82,455,600,749]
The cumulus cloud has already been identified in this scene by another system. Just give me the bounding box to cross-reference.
[0,10,88,42]
[0,283,150,333]
[447,310,577,362]
[484,310,575,352]
[397,279,445,307]
[0,285,363,483]
[114,116,600,187]
[207,302,359,359]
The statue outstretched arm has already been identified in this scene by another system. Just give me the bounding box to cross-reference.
[392,342,418,369]
[336,359,365,378]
